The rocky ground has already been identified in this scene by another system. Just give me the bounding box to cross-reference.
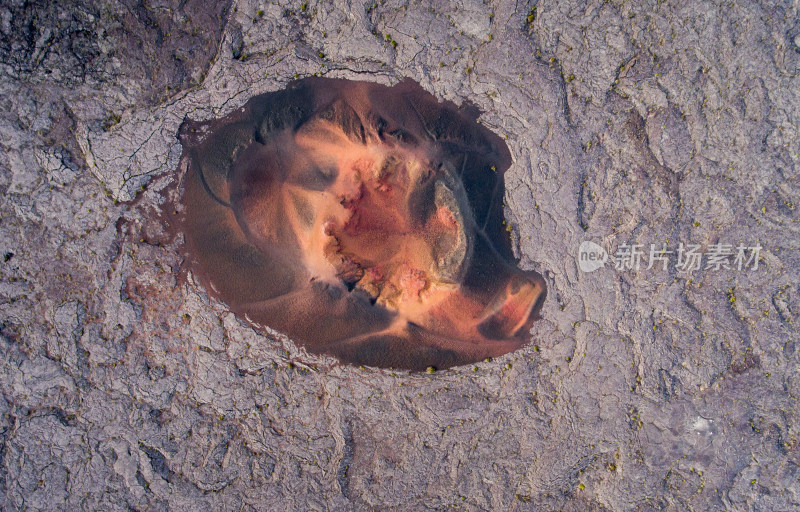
[0,0,798,510]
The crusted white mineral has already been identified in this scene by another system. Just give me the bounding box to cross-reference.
[0,0,798,510]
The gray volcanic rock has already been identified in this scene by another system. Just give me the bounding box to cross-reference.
[0,0,798,510]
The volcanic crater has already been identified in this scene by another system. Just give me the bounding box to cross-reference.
[176,77,546,370]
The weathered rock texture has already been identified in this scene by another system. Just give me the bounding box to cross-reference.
[0,0,798,510]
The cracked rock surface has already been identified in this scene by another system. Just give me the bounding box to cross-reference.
[0,0,798,510]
